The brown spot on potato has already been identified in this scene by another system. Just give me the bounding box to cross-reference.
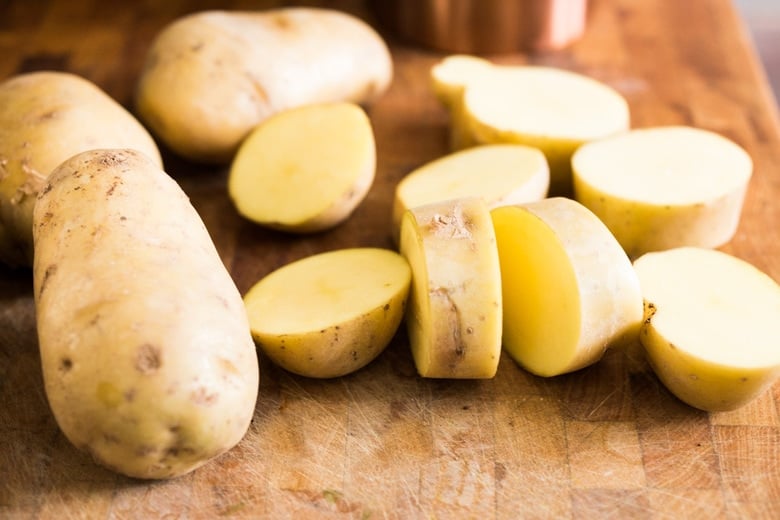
[191,387,218,406]
[124,388,136,402]
[59,357,72,372]
[271,13,292,30]
[135,344,161,374]
[39,263,58,297]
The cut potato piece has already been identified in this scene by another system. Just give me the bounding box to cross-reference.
[244,248,410,378]
[457,65,630,195]
[572,126,752,259]
[431,55,493,149]
[228,102,375,233]
[491,197,643,377]
[633,247,780,411]
[392,144,549,243]
[431,54,493,108]
[399,197,502,378]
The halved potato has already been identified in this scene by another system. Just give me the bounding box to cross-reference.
[491,197,643,377]
[243,248,410,378]
[572,126,752,258]
[228,102,375,233]
[392,144,549,243]
[399,197,503,379]
[454,64,630,194]
[633,247,780,411]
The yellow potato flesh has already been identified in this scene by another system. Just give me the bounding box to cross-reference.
[244,248,410,378]
[228,102,375,232]
[572,126,752,259]
[633,247,780,411]
[491,198,643,377]
[392,144,549,242]
[461,66,630,195]
[399,197,503,379]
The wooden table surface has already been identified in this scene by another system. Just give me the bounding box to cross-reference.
[2,0,779,518]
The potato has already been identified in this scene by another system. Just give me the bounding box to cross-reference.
[392,144,549,243]
[633,247,780,411]
[228,102,375,233]
[243,248,410,378]
[32,149,259,479]
[0,71,162,267]
[135,7,392,163]
[491,198,643,377]
[431,57,630,195]
[572,126,752,258]
[399,197,503,379]
[430,55,494,149]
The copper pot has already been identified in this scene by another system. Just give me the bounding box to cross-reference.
[372,0,588,54]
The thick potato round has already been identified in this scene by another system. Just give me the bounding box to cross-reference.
[634,247,780,411]
[33,149,258,479]
[0,71,162,267]
[243,248,411,378]
[572,126,752,258]
[229,102,375,233]
[135,8,392,163]
[491,198,643,377]
[400,197,503,379]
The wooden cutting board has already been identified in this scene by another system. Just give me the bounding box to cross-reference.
[1,0,779,517]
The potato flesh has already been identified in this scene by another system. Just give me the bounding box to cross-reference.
[135,8,392,163]
[400,197,503,378]
[244,248,411,378]
[633,247,780,411]
[33,149,258,479]
[0,71,162,266]
[491,198,643,377]
[430,54,493,107]
[453,65,629,194]
[393,144,549,241]
[572,126,752,258]
[228,102,375,232]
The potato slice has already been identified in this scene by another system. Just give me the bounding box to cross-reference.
[399,197,503,378]
[228,102,375,233]
[243,248,410,378]
[491,197,643,377]
[633,247,780,411]
[447,65,629,195]
[572,126,752,259]
[392,144,549,243]
[430,54,493,108]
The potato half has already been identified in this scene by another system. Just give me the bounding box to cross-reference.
[436,61,629,195]
[400,197,503,379]
[572,126,752,258]
[392,144,549,243]
[491,197,643,377]
[633,247,780,411]
[228,102,375,233]
[244,248,411,379]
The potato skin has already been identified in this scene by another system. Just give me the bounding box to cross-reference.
[135,8,392,163]
[32,149,258,479]
[0,71,162,267]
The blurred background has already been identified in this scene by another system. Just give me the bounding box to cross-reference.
[735,0,780,101]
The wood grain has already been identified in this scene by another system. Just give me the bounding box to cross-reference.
[1,0,779,518]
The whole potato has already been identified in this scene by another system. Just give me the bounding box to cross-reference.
[135,7,392,163]
[0,71,162,267]
[33,149,258,479]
